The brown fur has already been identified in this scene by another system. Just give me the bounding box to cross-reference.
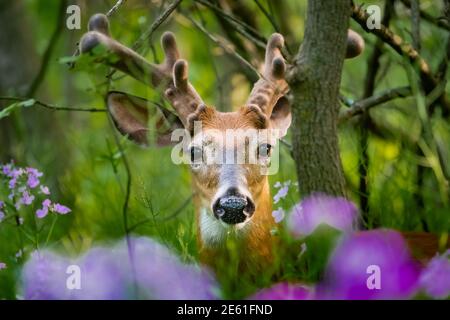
[190,106,278,273]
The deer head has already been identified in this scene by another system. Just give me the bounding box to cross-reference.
[79,14,364,268]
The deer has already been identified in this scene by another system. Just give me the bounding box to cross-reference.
[78,13,448,277]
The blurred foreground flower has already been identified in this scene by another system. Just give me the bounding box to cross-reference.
[22,237,219,300]
[249,282,312,300]
[419,250,450,299]
[317,230,421,299]
[287,193,359,237]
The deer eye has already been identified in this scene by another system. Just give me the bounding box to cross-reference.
[190,146,203,163]
[258,143,272,158]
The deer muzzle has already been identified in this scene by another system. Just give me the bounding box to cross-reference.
[213,189,255,225]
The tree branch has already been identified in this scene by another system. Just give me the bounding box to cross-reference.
[183,13,261,81]
[339,86,412,122]
[351,3,450,115]
[0,96,107,112]
[26,0,67,96]
[400,0,450,32]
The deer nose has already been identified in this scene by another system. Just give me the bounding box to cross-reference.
[213,190,255,224]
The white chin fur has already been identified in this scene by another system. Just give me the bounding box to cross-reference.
[200,208,249,247]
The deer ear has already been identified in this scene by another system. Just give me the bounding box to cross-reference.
[107,91,183,147]
[270,96,291,138]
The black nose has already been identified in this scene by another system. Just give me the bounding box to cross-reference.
[213,189,255,224]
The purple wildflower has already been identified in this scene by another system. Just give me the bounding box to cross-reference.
[36,207,49,219]
[287,193,359,237]
[36,199,51,219]
[272,208,285,223]
[0,262,6,270]
[40,185,50,195]
[273,185,289,204]
[22,237,219,300]
[22,251,73,299]
[419,250,450,299]
[26,167,42,189]
[27,175,39,189]
[7,168,23,189]
[53,203,71,215]
[8,177,17,189]
[2,163,12,175]
[21,190,35,206]
[249,283,312,300]
[131,237,219,299]
[316,230,421,300]
[26,167,43,178]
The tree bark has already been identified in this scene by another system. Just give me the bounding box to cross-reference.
[288,0,350,197]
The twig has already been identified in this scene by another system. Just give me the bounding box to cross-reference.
[183,13,261,80]
[410,0,421,52]
[339,86,412,122]
[26,0,67,96]
[131,0,183,52]
[194,3,225,109]
[351,3,450,115]
[0,96,106,112]
[127,194,193,232]
[195,0,267,45]
[254,0,280,33]
[106,0,127,17]
[400,0,450,32]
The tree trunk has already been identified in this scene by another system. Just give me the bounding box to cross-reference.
[288,0,350,197]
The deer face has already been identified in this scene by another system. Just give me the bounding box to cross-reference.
[187,104,290,227]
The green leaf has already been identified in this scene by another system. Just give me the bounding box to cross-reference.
[0,99,36,120]
[0,103,19,120]
[21,99,36,108]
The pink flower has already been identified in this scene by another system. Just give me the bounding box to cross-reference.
[36,207,49,219]
[36,199,51,219]
[288,193,359,237]
[22,237,219,300]
[40,185,50,195]
[272,208,285,223]
[273,186,289,204]
[419,250,450,299]
[316,230,421,300]
[53,203,71,215]
[21,190,35,206]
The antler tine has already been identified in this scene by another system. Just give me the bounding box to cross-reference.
[160,32,180,72]
[246,33,288,116]
[79,14,204,126]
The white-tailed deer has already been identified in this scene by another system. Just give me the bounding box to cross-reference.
[79,14,446,275]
